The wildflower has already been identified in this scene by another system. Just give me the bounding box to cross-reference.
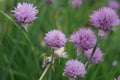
[46,0,55,4]
[72,0,83,9]
[112,60,118,67]
[90,7,119,38]
[84,48,103,64]
[44,30,66,49]
[64,60,86,80]
[13,2,38,24]
[70,28,96,55]
[108,1,120,10]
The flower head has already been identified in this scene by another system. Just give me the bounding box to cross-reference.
[72,0,83,9]
[13,2,38,24]
[108,1,120,10]
[113,75,120,80]
[44,30,66,49]
[90,7,119,31]
[46,0,55,4]
[117,76,120,80]
[64,60,86,80]
[70,28,96,51]
[85,48,103,64]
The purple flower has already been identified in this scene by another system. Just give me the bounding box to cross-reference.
[113,76,120,80]
[108,1,120,10]
[44,30,66,49]
[64,60,86,80]
[90,7,120,32]
[70,28,96,55]
[84,48,103,64]
[13,2,38,24]
[46,0,55,4]
[117,76,120,80]
[72,0,83,9]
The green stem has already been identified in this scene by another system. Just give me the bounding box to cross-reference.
[48,64,52,80]
[39,64,50,80]
[3,27,23,80]
[85,36,101,69]
[48,49,54,80]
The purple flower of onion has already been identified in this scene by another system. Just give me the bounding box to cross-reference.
[90,7,119,32]
[64,60,86,80]
[85,48,103,64]
[13,2,38,24]
[70,28,96,55]
[46,0,55,4]
[108,1,120,10]
[44,30,66,49]
[72,0,83,9]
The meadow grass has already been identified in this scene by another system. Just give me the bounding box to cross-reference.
[0,0,120,80]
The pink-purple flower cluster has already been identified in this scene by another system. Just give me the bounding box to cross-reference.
[46,0,55,4]
[64,60,86,80]
[72,0,83,9]
[70,28,96,51]
[44,30,66,49]
[90,7,119,32]
[108,1,120,10]
[85,48,103,64]
[13,2,38,24]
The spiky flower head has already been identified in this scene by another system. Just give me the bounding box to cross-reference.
[72,0,83,9]
[70,28,96,54]
[64,60,86,80]
[85,48,103,64]
[90,7,119,32]
[44,30,66,49]
[46,0,55,4]
[108,1,120,10]
[13,2,38,24]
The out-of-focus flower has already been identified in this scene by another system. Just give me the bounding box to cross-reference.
[113,76,120,80]
[112,60,118,67]
[44,30,66,49]
[13,2,38,24]
[64,60,86,80]
[90,7,119,38]
[84,48,103,64]
[72,0,83,9]
[108,1,120,10]
[40,40,46,48]
[117,76,120,80]
[46,0,55,4]
[70,28,96,56]
[54,47,68,59]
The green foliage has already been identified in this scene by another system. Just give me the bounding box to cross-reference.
[0,0,120,80]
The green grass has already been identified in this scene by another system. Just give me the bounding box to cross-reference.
[0,0,120,80]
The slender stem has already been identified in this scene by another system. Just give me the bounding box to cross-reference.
[39,64,50,80]
[49,49,54,80]
[3,27,23,80]
[48,64,52,80]
[85,36,101,69]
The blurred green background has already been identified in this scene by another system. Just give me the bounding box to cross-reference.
[0,0,120,80]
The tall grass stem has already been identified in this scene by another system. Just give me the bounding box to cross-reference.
[3,27,23,80]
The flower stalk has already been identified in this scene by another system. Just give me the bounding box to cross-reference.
[39,64,50,80]
[85,36,101,69]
